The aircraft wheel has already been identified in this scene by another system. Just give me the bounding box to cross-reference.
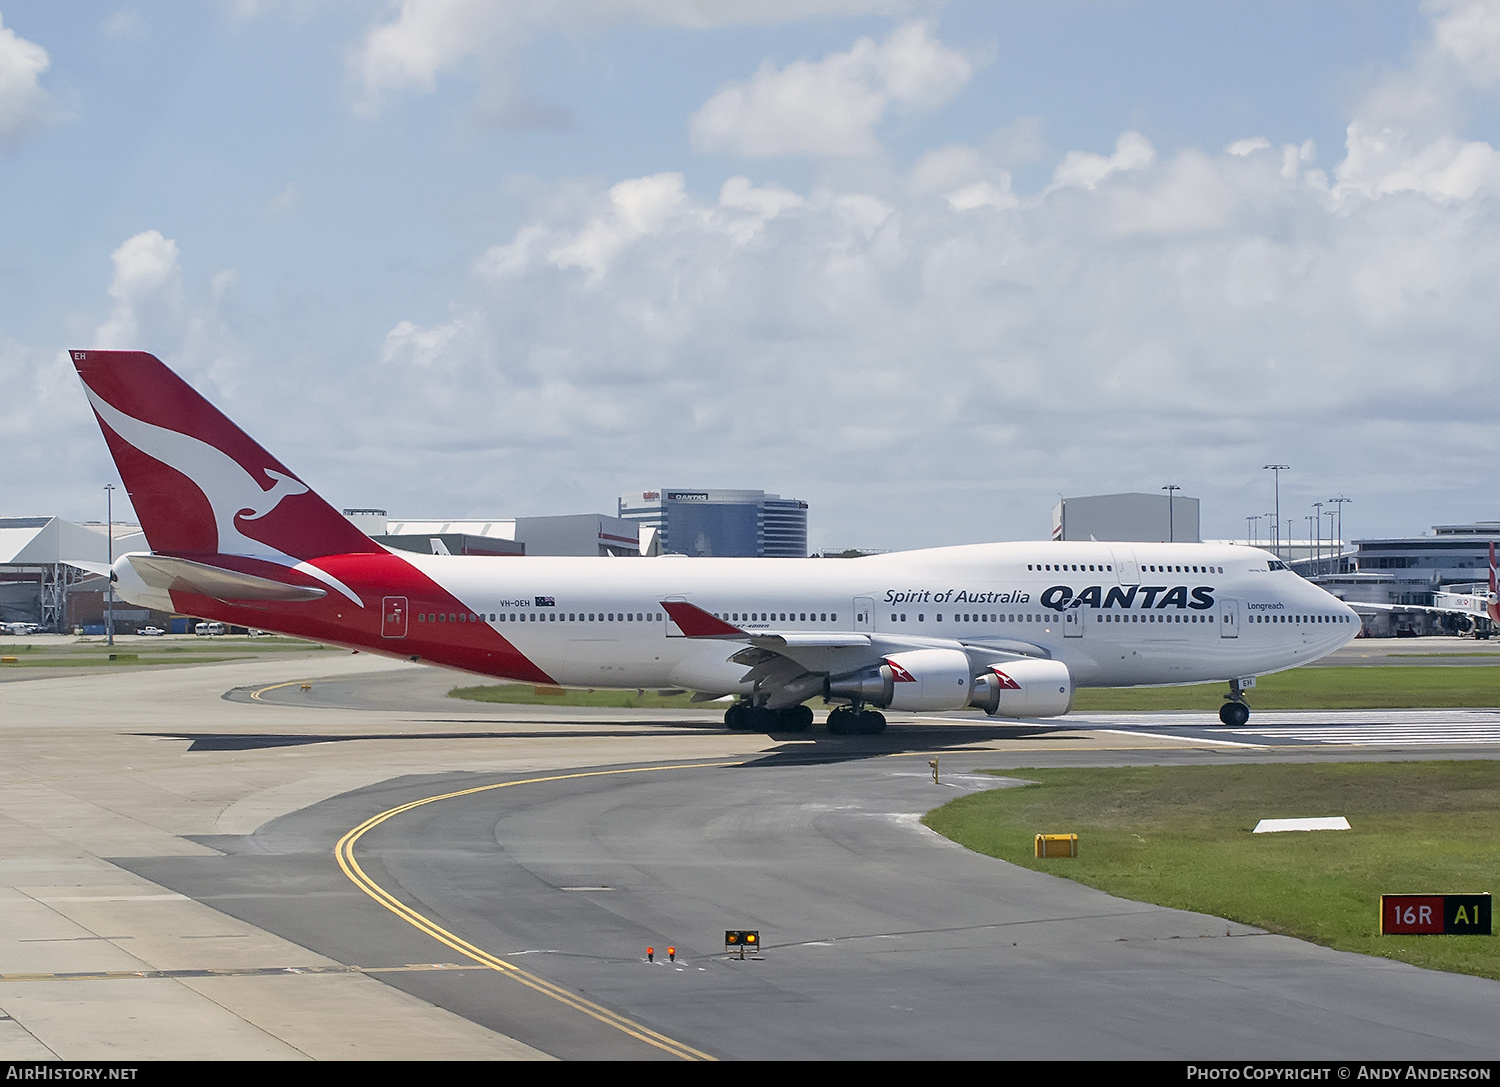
[775,706,813,733]
[725,703,752,730]
[857,710,887,735]
[826,707,853,734]
[1219,701,1250,727]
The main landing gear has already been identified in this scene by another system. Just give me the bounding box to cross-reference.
[722,701,885,734]
[1219,678,1253,727]
[826,706,886,735]
[724,702,813,733]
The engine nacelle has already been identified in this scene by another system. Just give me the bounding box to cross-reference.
[827,648,973,712]
[969,659,1073,718]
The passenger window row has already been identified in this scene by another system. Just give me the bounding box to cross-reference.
[417,611,663,624]
[1251,614,1352,624]
[1027,563,1225,574]
[1098,613,1215,623]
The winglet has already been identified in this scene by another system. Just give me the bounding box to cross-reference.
[661,600,746,638]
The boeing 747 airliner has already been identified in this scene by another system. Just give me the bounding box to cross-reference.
[74,350,1359,734]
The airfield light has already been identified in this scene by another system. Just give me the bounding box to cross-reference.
[668,947,676,962]
[725,930,761,959]
[646,947,654,962]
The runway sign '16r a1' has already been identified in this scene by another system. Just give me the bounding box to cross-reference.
[1380,894,1491,935]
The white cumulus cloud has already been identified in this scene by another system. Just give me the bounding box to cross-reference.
[0,13,57,146]
[1051,131,1156,190]
[1336,0,1500,200]
[95,231,183,348]
[350,0,915,118]
[689,22,972,157]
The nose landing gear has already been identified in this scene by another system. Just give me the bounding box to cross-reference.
[1219,677,1254,727]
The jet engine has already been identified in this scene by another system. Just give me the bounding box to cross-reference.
[826,648,974,712]
[968,659,1073,718]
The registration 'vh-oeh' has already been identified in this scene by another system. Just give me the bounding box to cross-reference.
[73,351,1360,735]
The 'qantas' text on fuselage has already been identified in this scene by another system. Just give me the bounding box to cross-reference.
[1040,584,1216,611]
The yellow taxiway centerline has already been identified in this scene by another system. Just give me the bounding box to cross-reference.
[335,762,735,1062]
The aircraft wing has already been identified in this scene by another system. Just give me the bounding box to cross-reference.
[1346,601,1485,618]
[660,599,1055,708]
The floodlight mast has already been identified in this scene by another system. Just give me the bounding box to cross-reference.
[1329,496,1350,573]
[1313,501,1324,571]
[1263,465,1290,561]
[1162,484,1180,542]
[104,483,115,646]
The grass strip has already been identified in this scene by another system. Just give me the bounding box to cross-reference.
[1073,665,1500,711]
[923,761,1500,980]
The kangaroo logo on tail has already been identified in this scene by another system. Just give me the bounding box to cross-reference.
[74,350,379,604]
[83,385,310,557]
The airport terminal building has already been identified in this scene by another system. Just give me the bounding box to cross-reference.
[1307,521,1500,636]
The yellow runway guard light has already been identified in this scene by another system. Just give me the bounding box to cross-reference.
[725,930,761,959]
[1036,833,1078,858]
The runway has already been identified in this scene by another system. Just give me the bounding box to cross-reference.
[1,651,1498,1059]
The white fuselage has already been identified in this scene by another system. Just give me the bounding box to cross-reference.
[389,540,1358,694]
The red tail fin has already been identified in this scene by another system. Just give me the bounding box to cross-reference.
[72,350,380,560]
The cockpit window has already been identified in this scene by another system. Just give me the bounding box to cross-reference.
[1268,560,1288,571]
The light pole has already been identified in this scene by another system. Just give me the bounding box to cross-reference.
[1324,510,1337,575]
[1247,514,1259,546]
[104,483,115,646]
[1329,496,1350,573]
[1162,484,1180,542]
[1264,465,1290,561]
[1313,501,1324,573]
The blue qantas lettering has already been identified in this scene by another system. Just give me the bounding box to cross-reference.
[1043,584,1217,610]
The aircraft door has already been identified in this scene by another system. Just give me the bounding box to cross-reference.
[1110,547,1140,585]
[854,597,875,632]
[1063,606,1085,638]
[1219,598,1239,639]
[381,596,408,639]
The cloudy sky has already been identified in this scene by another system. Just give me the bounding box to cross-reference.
[3,1,1499,552]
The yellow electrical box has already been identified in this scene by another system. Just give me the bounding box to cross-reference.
[1035,833,1078,858]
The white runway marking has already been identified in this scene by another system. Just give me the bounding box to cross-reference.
[1208,723,1500,746]
[912,709,1500,747]
[1067,709,1500,746]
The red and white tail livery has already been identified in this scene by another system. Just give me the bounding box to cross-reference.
[76,349,1361,732]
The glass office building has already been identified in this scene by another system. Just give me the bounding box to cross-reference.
[618,489,808,557]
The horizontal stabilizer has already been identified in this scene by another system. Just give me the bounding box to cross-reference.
[126,554,328,603]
